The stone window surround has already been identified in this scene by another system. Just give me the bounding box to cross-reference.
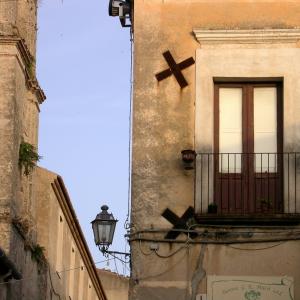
[193,28,300,213]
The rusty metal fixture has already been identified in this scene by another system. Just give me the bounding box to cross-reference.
[181,149,196,169]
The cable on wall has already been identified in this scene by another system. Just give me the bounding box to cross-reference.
[226,242,286,251]
[48,265,62,300]
[124,27,134,231]
[0,258,116,286]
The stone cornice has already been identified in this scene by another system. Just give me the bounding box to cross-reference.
[193,29,300,45]
[0,35,46,104]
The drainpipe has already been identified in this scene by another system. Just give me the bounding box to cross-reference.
[0,247,22,281]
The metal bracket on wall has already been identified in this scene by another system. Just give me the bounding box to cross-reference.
[155,50,195,88]
[162,206,197,240]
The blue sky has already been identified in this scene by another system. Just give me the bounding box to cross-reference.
[37,0,131,274]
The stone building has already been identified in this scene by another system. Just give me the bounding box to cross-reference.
[127,1,300,299]
[35,168,107,299]
[0,0,106,299]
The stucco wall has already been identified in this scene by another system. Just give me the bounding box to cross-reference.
[132,0,300,228]
[35,167,105,300]
[97,269,129,300]
[131,1,300,299]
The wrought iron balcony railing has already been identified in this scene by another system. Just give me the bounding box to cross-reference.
[196,153,300,216]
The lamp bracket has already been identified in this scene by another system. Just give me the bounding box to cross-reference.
[99,246,130,258]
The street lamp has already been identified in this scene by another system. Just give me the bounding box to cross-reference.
[91,205,117,252]
[91,205,130,259]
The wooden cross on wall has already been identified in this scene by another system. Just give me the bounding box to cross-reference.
[162,206,197,240]
[155,51,195,88]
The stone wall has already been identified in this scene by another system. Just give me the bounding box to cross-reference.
[0,1,46,298]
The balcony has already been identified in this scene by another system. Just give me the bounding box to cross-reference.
[195,153,300,225]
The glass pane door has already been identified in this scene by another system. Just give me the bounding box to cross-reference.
[254,87,277,173]
[214,83,283,214]
[219,88,242,173]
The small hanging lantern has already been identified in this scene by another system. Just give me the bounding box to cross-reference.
[181,150,196,170]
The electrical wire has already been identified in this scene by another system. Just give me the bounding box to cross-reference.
[138,239,153,256]
[123,236,127,274]
[129,228,300,237]
[107,252,129,265]
[131,235,300,245]
[154,243,189,258]
[0,258,115,286]
[130,223,300,247]
[132,248,188,282]
[226,241,286,251]
[132,240,290,282]
[48,265,61,300]
[124,28,134,231]
[113,256,120,276]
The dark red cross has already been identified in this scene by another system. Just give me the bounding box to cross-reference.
[155,51,195,88]
[162,206,197,240]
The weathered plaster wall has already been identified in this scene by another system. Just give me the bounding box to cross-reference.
[131,239,300,299]
[97,269,129,300]
[35,167,105,300]
[131,1,300,299]
[132,0,300,228]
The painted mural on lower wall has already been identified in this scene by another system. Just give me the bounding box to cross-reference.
[207,276,294,300]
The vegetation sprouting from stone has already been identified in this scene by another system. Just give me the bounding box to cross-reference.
[31,244,46,264]
[19,141,41,175]
[26,56,36,80]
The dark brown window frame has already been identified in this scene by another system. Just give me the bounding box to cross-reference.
[195,79,300,225]
[214,81,283,156]
[213,80,284,214]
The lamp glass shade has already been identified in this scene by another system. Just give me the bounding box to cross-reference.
[91,205,118,247]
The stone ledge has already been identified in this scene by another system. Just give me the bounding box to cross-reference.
[193,28,300,45]
[0,35,46,104]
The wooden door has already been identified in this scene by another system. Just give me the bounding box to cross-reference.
[214,83,283,214]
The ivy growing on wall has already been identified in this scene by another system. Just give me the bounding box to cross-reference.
[18,142,41,176]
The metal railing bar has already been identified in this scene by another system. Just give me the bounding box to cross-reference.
[196,152,300,216]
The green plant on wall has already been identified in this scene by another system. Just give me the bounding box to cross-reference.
[18,142,41,176]
[26,57,36,80]
[208,202,218,213]
[31,244,45,264]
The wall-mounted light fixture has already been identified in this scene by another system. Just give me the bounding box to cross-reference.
[91,205,130,259]
[181,150,196,170]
